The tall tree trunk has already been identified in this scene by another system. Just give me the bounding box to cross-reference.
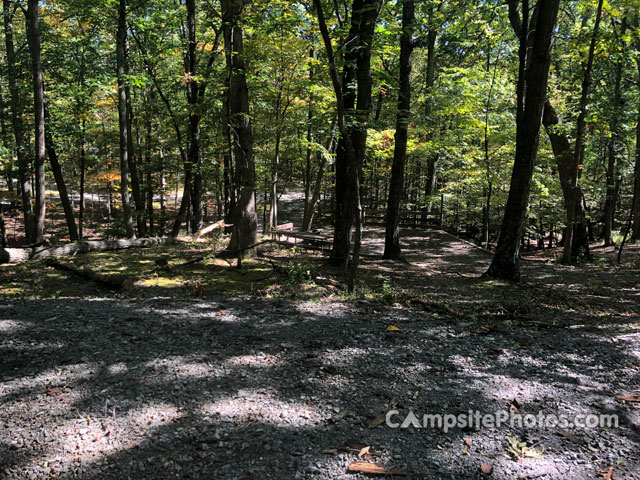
[315,0,380,291]
[632,26,640,242]
[302,48,315,230]
[326,0,380,268]
[185,0,203,233]
[116,0,135,238]
[563,0,603,262]
[222,0,257,256]
[145,112,154,235]
[507,1,590,257]
[79,120,86,238]
[126,87,146,236]
[603,19,626,246]
[421,9,438,218]
[485,0,560,281]
[26,0,47,243]
[3,0,34,242]
[383,0,414,259]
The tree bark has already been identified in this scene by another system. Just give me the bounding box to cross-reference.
[3,0,34,242]
[541,102,590,255]
[485,0,560,281]
[186,0,203,233]
[116,0,135,238]
[222,0,257,256]
[26,0,47,243]
[302,123,336,231]
[632,25,640,241]
[326,0,380,268]
[383,0,415,259]
[269,131,281,233]
[78,119,86,238]
[507,0,590,257]
[46,259,135,290]
[603,19,626,246]
[0,236,184,264]
[44,102,78,240]
[562,0,603,263]
[126,83,146,236]
[315,0,379,291]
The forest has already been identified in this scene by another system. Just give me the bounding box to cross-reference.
[1,0,640,479]
[0,0,638,280]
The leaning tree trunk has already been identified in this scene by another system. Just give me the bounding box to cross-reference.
[383,0,415,260]
[485,0,560,281]
[26,0,47,243]
[223,0,257,256]
[507,1,590,257]
[3,0,34,242]
[563,0,603,263]
[44,102,78,241]
[116,0,135,238]
[542,103,590,256]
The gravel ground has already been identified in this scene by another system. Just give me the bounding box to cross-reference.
[1,230,640,480]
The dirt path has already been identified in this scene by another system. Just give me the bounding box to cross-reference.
[1,230,639,480]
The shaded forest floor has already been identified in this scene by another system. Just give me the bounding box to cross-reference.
[1,225,639,480]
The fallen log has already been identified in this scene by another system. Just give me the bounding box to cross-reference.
[194,220,226,241]
[0,236,188,264]
[45,259,136,290]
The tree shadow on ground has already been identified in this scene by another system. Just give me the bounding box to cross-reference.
[1,279,639,480]
[1,229,640,479]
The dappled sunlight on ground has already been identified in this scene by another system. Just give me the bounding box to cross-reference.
[1,229,640,479]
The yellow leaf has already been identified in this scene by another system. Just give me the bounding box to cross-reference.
[386,325,401,332]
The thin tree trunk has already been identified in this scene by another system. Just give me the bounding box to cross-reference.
[26,0,47,243]
[79,119,86,238]
[145,114,154,236]
[303,48,315,230]
[124,51,146,236]
[44,101,78,240]
[3,0,34,242]
[116,0,135,238]
[603,19,626,246]
[383,0,415,259]
[269,132,281,233]
[632,25,640,241]
[485,0,560,281]
[563,0,604,262]
[302,123,336,231]
[186,0,203,233]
